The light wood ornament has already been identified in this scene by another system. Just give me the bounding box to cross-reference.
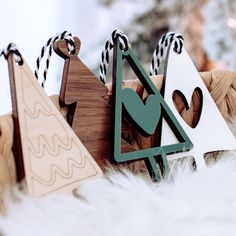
[53,37,134,167]
[8,54,103,197]
[161,43,236,169]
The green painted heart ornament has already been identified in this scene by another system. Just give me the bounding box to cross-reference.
[122,88,161,136]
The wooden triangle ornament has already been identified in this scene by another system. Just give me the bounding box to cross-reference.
[112,38,193,181]
[8,53,103,197]
[53,37,134,168]
[161,42,236,168]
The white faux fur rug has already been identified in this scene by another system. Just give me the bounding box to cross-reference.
[1,153,236,236]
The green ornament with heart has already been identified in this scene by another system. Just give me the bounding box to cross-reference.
[112,37,193,182]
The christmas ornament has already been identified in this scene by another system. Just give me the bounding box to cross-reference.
[112,35,193,181]
[160,35,236,168]
[8,48,103,197]
[53,36,134,167]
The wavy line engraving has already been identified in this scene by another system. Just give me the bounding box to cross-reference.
[24,102,52,118]
[26,134,73,158]
[22,69,52,115]
[31,157,86,185]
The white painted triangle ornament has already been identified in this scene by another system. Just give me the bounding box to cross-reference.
[8,53,103,197]
[161,42,236,169]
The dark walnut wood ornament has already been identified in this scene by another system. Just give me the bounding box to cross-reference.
[53,37,134,167]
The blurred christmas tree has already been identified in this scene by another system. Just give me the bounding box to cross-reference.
[99,0,236,76]
[204,0,236,70]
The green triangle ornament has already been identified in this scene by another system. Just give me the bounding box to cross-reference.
[111,37,193,181]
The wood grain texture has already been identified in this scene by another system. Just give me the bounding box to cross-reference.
[173,88,203,128]
[53,37,134,167]
[8,54,103,197]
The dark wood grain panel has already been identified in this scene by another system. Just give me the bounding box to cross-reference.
[53,37,134,167]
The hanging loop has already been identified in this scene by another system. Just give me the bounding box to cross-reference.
[150,32,184,76]
[99,29,130,84]
[0,43,23,65]
[34,30,75,88]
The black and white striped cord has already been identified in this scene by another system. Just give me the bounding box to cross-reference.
[0,43,23,65]
[150,32,184,76]
[99,29,129,84]
[34,30,75,88]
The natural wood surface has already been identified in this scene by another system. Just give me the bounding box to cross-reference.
[173,88,202,128]
[53,37,134,167]
[8,54,103,197]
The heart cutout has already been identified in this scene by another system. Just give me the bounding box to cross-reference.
[122,88,161,136]
[172,87,203,128]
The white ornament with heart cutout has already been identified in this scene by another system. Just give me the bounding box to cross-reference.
[161,43,236,169]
